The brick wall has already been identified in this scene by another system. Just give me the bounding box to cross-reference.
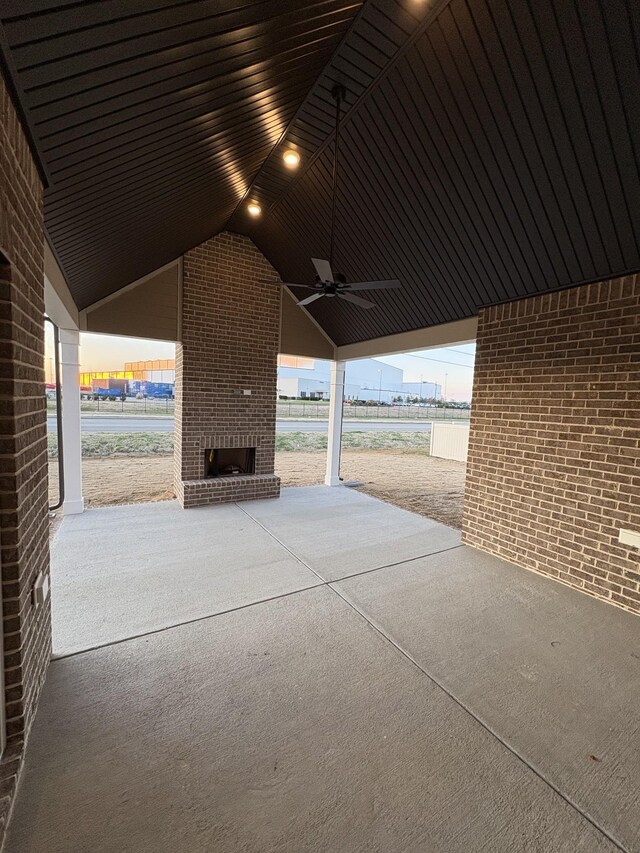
[0,76,50,834]
[175,232,281,507]
[463,276,640,614]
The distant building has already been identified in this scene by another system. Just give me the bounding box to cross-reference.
[277,356,440,403]
[80,359,176,387]
[81,355,441,402]
[125,359,176,383]
[278,356,402,402]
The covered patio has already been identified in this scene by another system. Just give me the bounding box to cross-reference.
[1,0,639,848]
[5,487,639,852]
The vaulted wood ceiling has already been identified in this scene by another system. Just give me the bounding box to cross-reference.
[0,0,363,307]
[1,0,639,345]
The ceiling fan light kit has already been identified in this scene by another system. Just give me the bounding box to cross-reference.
[258,85,402,311]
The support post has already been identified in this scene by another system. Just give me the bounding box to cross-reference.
[325,360,345,486]
[59,328,84,514]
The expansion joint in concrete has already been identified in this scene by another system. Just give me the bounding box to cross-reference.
[326,584,629,853]
[50,529,464,662]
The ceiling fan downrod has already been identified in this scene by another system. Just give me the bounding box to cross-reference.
[329,83,346,272]
[257,83,402,310]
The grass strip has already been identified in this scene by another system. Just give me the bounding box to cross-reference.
[47,430,432,457]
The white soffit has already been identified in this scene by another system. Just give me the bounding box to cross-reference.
[335,317,477,361]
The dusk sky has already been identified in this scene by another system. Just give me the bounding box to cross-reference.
[377,344,475,401]
[78,333,175,372]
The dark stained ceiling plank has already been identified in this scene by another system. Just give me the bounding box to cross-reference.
[459,0,577,283]
[44,85,318,221]
[33,23,349,133]
[237,0,640,345]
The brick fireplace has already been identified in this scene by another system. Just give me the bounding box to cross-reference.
[174,232,281,508]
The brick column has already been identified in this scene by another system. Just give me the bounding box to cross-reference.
[175,232,281,507]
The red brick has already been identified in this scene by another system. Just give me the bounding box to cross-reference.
[175,232,281,506]
[0,74,50,839]
[463,277,640,615]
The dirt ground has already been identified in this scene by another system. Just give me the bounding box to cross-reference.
[49,450,466,529]
[277,451,466,528]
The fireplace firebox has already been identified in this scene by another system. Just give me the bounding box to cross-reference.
[204,447,256,478]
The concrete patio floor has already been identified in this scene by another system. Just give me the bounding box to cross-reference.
[6,486,640,852]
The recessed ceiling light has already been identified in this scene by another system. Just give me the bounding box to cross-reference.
[283,149,300,169]
[247,202,262,217]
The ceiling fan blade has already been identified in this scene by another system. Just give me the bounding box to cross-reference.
[297,292,325,307]
[342,279,402,291]
[257,280,317,290]
[311,258,334,283]
[337,292,376,309]
[282,282,320,290]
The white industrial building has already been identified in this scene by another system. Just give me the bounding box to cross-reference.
[277,357,440,403]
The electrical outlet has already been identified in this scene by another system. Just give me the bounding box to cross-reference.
[32,572,50,608]
[619,529,640,549]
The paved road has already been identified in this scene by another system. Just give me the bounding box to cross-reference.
[46,416,467,434]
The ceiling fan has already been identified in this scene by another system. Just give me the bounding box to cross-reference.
[260,85,402,310]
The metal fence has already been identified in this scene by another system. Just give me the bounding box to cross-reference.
[276,402,471,420]
[47,398,174,415]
